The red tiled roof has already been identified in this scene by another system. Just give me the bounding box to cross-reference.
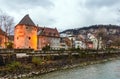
[38,27,60,37]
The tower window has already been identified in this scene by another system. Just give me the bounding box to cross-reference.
[28,37,31,40]
[17,37,19,40]
[26,27,28,29]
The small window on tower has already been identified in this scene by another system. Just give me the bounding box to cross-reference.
[26,27,28,29]
[29,46,31,48]
[17,37,19,40]
[28,37,31,40]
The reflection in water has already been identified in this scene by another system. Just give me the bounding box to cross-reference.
[27,60,120,79]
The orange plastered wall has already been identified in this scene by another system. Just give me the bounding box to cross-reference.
[29,28,37,50]
[14,25,37,50]
[0,35,8,48]
[14,25,26,48]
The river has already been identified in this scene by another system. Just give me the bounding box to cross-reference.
[26,59,120,79]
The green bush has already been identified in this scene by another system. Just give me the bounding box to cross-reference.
[42,45,51,51]
[7,61,21,70]
[32,57,44,66]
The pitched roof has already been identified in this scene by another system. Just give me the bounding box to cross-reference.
[38,27,60,37]
[18,14,35,26]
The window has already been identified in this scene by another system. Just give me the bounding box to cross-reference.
[28,37,31,40]
[43,32,45,35]
[29,46,31,48]
[26,27,28,29]
[54,33,56,36]
[17,37,19,40]
[49,33,51,36]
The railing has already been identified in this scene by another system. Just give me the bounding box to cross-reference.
[0,49,119,56]
[0,49,34,54]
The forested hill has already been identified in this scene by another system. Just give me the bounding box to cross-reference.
[60,25,120,35]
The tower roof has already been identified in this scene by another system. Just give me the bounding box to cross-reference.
[18,14,35,26]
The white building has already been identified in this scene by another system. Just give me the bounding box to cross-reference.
[87,33,102,49]
[74,40,86,49]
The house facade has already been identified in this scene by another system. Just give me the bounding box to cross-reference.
[74,40,86,49]
[87,33,102,49]
[60,37,72,50]
[38,27,60,50]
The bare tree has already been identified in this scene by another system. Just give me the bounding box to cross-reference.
[111,36,120,49]
[96,27,108,50]
[0,10,14,42]
[0,14,14,36]
[0,10,14,49]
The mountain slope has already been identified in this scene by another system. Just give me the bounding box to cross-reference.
[60,24,120,35]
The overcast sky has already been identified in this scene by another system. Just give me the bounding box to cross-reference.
[0,0,120,31]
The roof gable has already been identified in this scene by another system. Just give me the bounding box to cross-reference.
[38,27,60,37]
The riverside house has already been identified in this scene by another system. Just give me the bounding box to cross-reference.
[37,27,60,50]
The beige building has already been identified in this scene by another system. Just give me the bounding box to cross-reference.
[38,27,60,50]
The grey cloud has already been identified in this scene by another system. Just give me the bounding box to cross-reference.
[39,18,56,26]
[2,0,54,10]
[0,0,119,31]
[85,0,120,8]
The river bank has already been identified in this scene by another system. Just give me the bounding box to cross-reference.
[0,51,120,79]
[22,57,120,79]
[25,58,120,79]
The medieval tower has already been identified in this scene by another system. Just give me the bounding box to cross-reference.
[14,14,37,50]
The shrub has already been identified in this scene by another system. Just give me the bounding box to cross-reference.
[42,45,51,51]
[32,57,44,66]
[7,61,21,71]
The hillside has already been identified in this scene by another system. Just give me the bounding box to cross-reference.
[60,24,120,35]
